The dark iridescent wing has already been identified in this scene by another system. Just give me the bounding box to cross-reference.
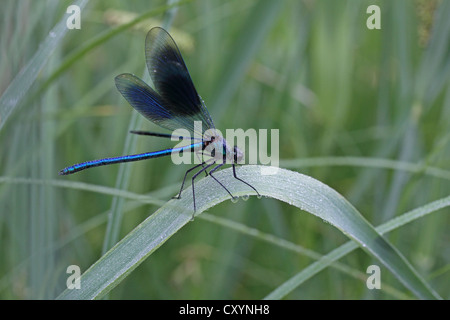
[115,73,174,128]
[115,73,209,134]
[145,27,215,133]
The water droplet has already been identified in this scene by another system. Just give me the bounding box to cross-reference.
[231,197,239,203]
[242,195,249,201]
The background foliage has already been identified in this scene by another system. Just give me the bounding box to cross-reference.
[0,0,449,299]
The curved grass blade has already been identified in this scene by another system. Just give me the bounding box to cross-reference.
[198,213,413,299]
[264,195,450,299]
[55,166,440,299]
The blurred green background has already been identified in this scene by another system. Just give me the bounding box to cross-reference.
[0,0,449,299]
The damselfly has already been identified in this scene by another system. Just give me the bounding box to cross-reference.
[59,27,259,217]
